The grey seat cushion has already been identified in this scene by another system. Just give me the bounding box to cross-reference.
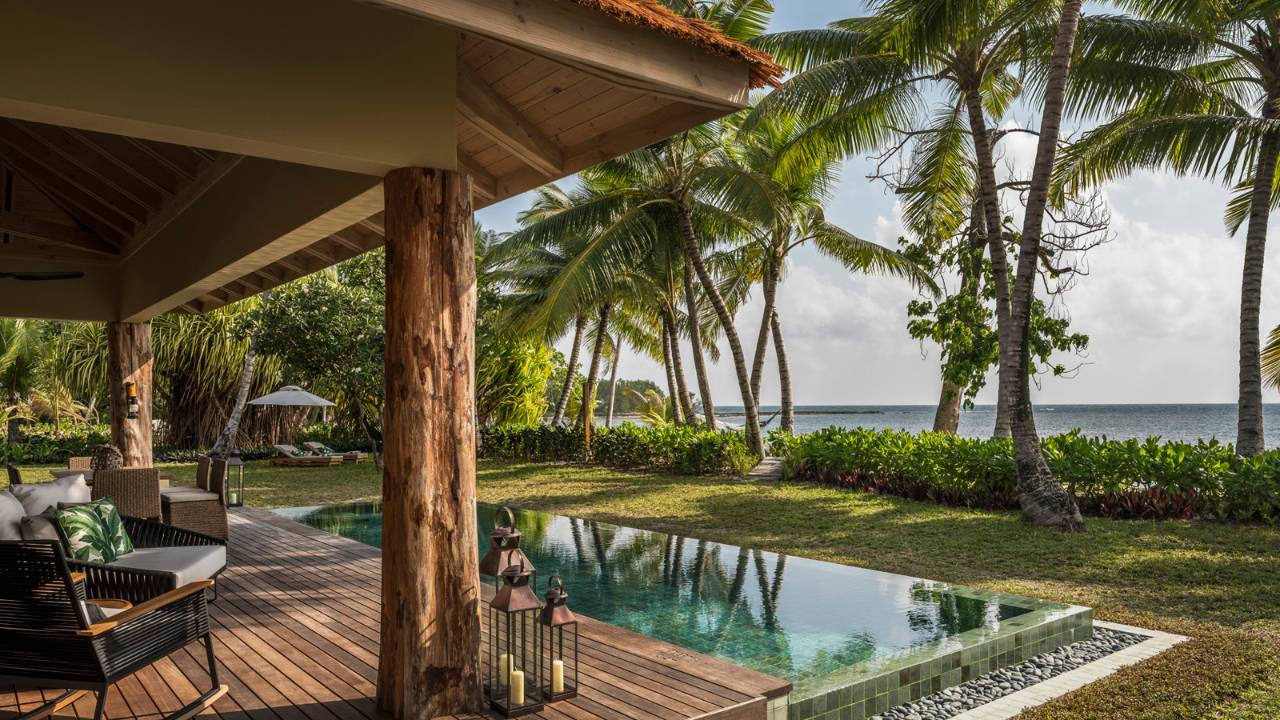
[107,545,227,586]
[160,487,220,503]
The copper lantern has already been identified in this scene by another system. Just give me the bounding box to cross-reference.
[487,561,544,717]
[540,575,578,701]
[480,506,534,581]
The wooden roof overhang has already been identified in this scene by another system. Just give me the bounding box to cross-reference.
[0,0,778,322]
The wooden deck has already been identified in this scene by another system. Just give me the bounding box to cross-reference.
[3,508,789,720]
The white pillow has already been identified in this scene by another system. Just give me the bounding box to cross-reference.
[10,473,91,516]
[0,490,22,540]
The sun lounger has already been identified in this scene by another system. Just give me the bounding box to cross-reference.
[272,445,344,467]
[301,441,369,463]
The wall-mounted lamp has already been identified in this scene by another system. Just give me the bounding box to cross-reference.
[125,381,139,420]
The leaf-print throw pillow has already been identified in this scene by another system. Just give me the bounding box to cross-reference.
[55,503,118,563]
[89,498,133,558]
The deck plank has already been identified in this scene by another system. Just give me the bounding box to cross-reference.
[2,508,790,720]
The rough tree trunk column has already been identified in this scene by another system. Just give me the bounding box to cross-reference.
[378,167,482,718]
[106,321,153,467]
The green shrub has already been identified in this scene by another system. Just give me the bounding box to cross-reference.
[0,424,110,464]
[479,422,751,475]
[779,427,1280,523]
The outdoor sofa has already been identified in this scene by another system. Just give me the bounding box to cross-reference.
[1,474,227,602]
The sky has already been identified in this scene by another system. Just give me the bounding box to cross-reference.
[476,1,1280,408]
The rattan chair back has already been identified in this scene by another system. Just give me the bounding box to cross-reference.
[92,468,162,520]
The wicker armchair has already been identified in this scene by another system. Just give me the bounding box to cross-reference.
[0,540,226,720]
[91,468,162,521]
[69,516,226,604]
[161,457,229,540]
[6,464,21,486]
[68,456,92,472]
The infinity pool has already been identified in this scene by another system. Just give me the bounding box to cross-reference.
[276,501,1089,709]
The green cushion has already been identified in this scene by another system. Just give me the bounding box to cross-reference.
[56,502,117,563]
[90,498,134,558]
[290,449,310,457]
[315,443,335,454]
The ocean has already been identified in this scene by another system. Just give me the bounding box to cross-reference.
[709,404,1280,446]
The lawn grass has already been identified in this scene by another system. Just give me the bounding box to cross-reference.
[7,459,1279,718]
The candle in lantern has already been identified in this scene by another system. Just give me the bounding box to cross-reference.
[499,653,512,683]
[509,670,525,706]
[552,659,565,693]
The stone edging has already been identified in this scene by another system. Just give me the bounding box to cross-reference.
[946,621,1187,720]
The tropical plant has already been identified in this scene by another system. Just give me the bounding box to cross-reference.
[726,109,936,433]
[0,319,45,442]
[1055,0,1280,457]
[1003,0,1087,530]
[750,0,1069,438]
[624,387,673,427]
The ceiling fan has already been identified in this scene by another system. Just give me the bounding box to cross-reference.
[0,271,85,281]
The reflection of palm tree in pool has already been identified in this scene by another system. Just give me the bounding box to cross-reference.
[752,550,786,631]
[690,540,708,598]
[906,581,991,639]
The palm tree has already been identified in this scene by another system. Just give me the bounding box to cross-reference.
[727,110,937,433]
[1056,2,1280,456]
[505,184,592,426]
[1003,0,1087,531]
[750,0,1062,437]
[0,319,44,443]
[503,130,773,456]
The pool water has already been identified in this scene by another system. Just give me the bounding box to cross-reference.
[276,501,1083,701]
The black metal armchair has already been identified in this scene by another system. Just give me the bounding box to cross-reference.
[0,540,226,720]
[67,516,227,604]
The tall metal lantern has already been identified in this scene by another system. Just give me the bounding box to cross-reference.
[225,453,245,508]
[487,561,544,717]
[479,506,534,582]
[540,575,578,701]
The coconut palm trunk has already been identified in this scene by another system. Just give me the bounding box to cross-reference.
[683,264,716,428]
[1002,0,1085,531]
[676,203,764,457]
[661,322,684,425]
[605,333,622,427]
[552,314,587,426]
[963,89,1014,439]
[581,305,612,428]
[663,307,697,425]
[212,341,257,458]
[1236,95,1280,456]
[770,308,793,434]
[750,255,779,412]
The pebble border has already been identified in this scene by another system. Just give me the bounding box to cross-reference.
[872,621,1187,720]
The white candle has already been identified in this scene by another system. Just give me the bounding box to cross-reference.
[509,670,525,706]
[499,653,511,683]
[552,659,565,693]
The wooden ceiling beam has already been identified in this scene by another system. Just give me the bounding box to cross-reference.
[0,120,151,225]
[457,64,563,177]
[0,210,117,256]
[120,153,243,263]
[456,150,497,200]
[16,121,168,212]
[0,148,134,241]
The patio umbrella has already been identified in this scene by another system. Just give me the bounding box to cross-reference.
[248,385,335,407]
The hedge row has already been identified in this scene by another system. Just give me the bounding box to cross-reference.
[770,427,1280,523]
[1,423,287,464]
[479,423,754,476]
